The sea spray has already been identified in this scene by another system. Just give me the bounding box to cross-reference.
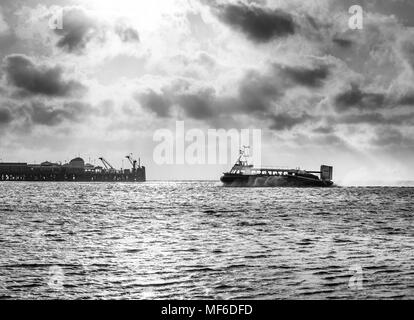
[227,176,299,187]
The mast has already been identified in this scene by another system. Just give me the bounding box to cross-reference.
[231,146,251,171]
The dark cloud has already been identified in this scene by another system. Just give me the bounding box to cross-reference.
[0,108,12,124]
[138,68,283,121]
[334,84,386,112]
[55,8,97,53]
[213,2,295,43]
[339,113,389,125]
[135,61,329,128]
[398,92,414,106]
[3,54,86,97]
[21,101,93,126]
[0,99,93,128]
[136,89,172,118]
[304,14,321,31]
[269,113,313,131]
[316,134,345,146]
[236,63,330,117]
[313,126,335,134]
[277,64,330,88]
[332,37,353,48]
[115,26,140,43]
[175,88,216,120]
[331,112,414,126]
[371,127,409,147]
[401,38,414,70]
[238,70,281,114]
[136,85,217,120]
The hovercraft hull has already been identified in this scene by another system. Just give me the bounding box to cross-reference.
[220,173,333,187]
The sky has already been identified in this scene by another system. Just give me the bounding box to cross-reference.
[0,0,414,183]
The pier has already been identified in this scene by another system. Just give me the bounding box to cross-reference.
[0,156,146,182]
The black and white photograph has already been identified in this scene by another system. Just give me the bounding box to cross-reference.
[0,0,413,307]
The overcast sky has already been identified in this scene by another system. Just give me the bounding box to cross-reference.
[0,0,414,182]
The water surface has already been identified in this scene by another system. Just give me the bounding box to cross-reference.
[0,182,413,299]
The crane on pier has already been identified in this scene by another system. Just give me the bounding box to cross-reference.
[99,157,116,173]
[126,154,140,172]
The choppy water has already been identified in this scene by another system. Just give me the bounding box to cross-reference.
[0,182,413,300]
